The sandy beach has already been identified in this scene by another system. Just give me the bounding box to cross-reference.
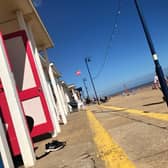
[106,85,168,114]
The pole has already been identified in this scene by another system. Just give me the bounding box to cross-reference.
[83,78,90,99]
[85,58,100,104]
[134,0,168,106]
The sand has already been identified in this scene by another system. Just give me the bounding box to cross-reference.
[106,85,168,113]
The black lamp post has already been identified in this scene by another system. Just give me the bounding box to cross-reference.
[83,78,90,99]
[134,0,168,106]
[85,57,100,105]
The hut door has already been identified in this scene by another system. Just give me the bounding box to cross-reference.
[3,30,53,137]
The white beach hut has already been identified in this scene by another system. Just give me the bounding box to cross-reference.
[0,0,59,167]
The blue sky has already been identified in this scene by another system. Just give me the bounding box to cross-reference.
[34,0,168,96]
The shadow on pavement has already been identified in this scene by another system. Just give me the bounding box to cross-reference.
[36,152,50,160]
[32,133,52,143]
[143,101,165,106]
[93,109,126,113]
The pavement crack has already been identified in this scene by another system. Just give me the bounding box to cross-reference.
[135,148,168,161]
[90,157,96,168]
[80,152,91,159]
[112,112,168,131]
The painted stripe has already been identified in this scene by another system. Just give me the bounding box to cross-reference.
[101,105,168,121]
[86,110,136,168]
[152,54,158,60]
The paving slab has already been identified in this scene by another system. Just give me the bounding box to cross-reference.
[16,110,105,168]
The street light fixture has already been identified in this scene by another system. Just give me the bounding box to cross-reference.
[134,0,168,106]
[85,57,100,105]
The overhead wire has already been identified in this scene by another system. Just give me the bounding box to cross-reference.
[93,0,121,80]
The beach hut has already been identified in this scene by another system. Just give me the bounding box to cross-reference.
[48,63,68,124]
[57,80,69,115]
[40,56,61,132]
[61,81,73,112]
[0,0,59,167]
[68,84,84,110]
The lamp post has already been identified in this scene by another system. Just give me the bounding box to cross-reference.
[82,78,90,99]
[134,0,168,106]
[85,57,100,105]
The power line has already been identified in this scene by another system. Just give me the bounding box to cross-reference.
[93,0,121,80]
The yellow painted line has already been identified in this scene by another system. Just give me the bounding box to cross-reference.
[101,105,168,121]
[86,109,136,168]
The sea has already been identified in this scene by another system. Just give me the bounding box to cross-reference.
[107,68,168,97]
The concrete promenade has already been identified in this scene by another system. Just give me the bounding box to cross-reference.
[17,110,104,168]
[16,85,168,168]
[91,85,168,168]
